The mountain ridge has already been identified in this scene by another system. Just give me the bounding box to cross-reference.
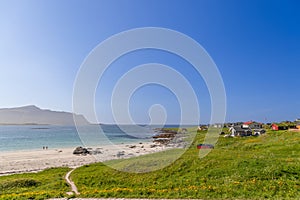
[0,105,89,125]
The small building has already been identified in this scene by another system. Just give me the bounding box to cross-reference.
[272,121,297,131]
[271,123,288,131]
[295,119,300,129]
[244,121,265,135]
[211,123,223,128]
[227,121,265,137]
[297,122,300,130]
[227,125,252,137]
[244,121,263,129]
[233,125,252,136]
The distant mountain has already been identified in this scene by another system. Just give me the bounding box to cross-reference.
[0,105,90,125]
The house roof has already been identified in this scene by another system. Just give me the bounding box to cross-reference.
[244,121,262,125]
[233,125,251,132]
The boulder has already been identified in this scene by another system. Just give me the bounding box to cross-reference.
[73,146,89,155]
[150,144,158,148]
[154,138,171,145]
[117,151,125,157]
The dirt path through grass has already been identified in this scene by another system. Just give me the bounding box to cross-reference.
[65,167,80,195]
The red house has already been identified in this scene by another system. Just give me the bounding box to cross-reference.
[271,123,288,131]
[272,124,279,131]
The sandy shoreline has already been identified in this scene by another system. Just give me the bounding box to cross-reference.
[0,142,168,176]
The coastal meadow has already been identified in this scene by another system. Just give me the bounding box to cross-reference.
[0,129,299,199]
[70,129,300,199]
[0,168,70,200]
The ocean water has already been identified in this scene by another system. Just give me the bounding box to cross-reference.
[0,124,161,152]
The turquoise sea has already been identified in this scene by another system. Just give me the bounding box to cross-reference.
[0,125,161,152]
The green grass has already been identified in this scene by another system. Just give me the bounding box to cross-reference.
[0,168,70,200]
[0,129,299,199]
[71,129,300,199]
[105,148,185,173]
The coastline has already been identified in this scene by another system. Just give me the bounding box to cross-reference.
[0,141,169,176]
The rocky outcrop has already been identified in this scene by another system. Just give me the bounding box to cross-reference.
[73,146,89,155]
[152,132,176,139]
[153,138,171,145]
[73,147,103,155]
[152,128,189,147]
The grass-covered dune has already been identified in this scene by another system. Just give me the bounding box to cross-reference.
[71,129,300,199]
[0,129,299,199]
[0,168,70,199]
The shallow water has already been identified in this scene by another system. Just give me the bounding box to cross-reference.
[0,124,159,152]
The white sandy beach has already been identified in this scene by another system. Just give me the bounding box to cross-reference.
[0,142,168,176]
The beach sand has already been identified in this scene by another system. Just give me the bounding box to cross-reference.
[0,142,167,176]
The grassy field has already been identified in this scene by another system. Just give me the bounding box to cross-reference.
[0,168,70,200]
[70,129,300,199]
[0,129,299,199]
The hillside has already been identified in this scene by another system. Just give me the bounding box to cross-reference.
[0,105,89,125]
[70,129,300,199]
[0,129,299,199]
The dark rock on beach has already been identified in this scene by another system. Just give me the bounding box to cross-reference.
[150,144,158,148]
[152,132,176,139]
[73,146,89,155]
[154,138,172,145]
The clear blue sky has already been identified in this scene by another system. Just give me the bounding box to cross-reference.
[0,0,299,124]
